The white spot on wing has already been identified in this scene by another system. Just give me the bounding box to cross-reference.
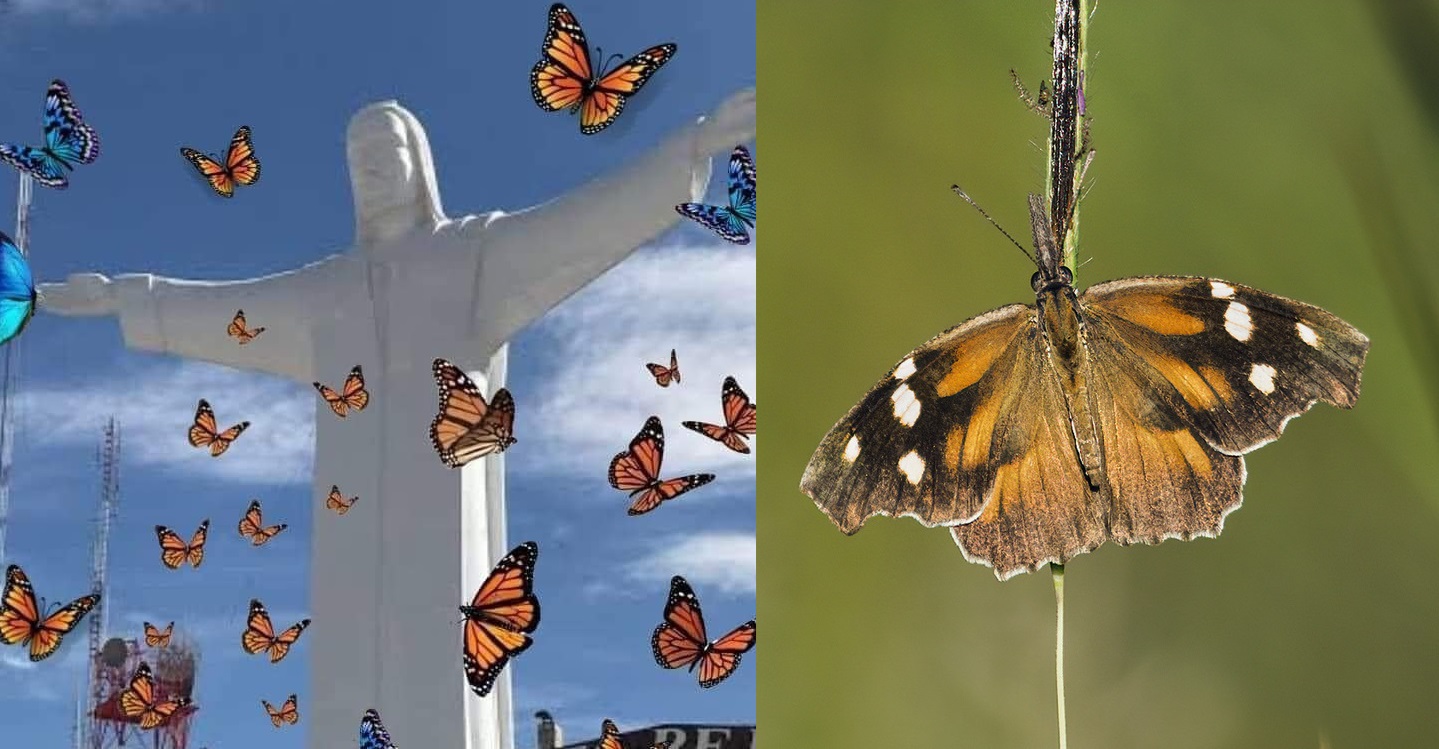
[1296,321,1319,347]
[890,384,922,427]
[1249,363,1276,394]
[1210,281,1236,299]
[893,357,917,381]
[1224,302,1252,341]
[898,451,925,485]
[843,435,860,463]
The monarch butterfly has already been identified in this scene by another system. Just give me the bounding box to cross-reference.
[529,4,678,135]
[360,708,396,749]
[143,621,173,648]
[651,575,755,688]
[682,376,758,454]
[0,564,98,662]
[325,485,358,515]
[0,80,100,189]
[676,145,757,245]
[237,501,287,546]
[646,349,680,387]
[181,126,261,198]
[154,520,209,570]
[226,309,264,344]
[313,365,369,418]
[608,416,715,516]
[241,599,311,664]
[430,358,516,468]
[187,399,249,457]
[0,231,36,348]
[119,661,192,729]
[460,541,541,697]
[598,719,673,749]
[262,694,299,727]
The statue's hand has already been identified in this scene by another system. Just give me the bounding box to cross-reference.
[697,89,756,154]
[36,273,118,317]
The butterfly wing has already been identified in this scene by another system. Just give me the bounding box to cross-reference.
[181,147,235,198]
[267,618,311,663]
[223,126,261,187]
[646,362,675,387]
[0,232,36,346]
[238,500,262,541]
[651,576,708,671]
[186,520,209,568]
[0,565,39,647]
[313,382,348,417]
[719,376,757,437]
[675,202,750,244]
[697,620,756,688]
[30,592,99,661]
[582,43,677,134]
[226,310,248,339]
[120,662,191,729]
[360,709,397,749]
[269,694,299,725]
[326,485,356,515]
[341,365,369,411]
[599,720,624,749]
[627,474,715,516]
[671,349,680,383]
[727,146,757,225]
[155,525,191,570]
[609,416,664,492]
[531,3,594,113]
[187,399,218,447]
[43,80,100,166]
[241,599,275,655]
[461,541,541,697]
[144,621,173,647]
[0,144,68,187]
[430,359,515,467]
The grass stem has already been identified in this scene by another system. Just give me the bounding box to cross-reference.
[1052,562,1068,749]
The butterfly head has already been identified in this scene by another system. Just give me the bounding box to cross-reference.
[1030,265,1074,295]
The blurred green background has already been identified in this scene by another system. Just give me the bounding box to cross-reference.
[759,1,1439,747]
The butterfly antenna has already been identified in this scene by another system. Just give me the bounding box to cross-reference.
[950,185,1038,268]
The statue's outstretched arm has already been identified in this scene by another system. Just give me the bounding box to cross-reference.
[36,258,340,383]
[465,89,755,344]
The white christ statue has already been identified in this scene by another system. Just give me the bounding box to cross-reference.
[38,90,755,749]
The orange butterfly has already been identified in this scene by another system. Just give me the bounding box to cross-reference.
[530,4,678,135]
[119,661,192,729]
[226,309,264,344]
[646,349,680,387]
[430,358,516,468]
[0,564,98,662]
[241,599,310,663]
[609,416,715,516]
[155,520,209,570]
[143,621,173,648]
[460,541,541,697]
[237,501,287,546]
[181,126,260,198]
[187,399,249,457]
[325,485,357,515]
[682,376,757,454]
[262,694,299,727]
[651,575,755,688]
[313,365,369,418]
[599,719,673,749]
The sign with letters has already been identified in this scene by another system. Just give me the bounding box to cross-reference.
[562,724,755,749]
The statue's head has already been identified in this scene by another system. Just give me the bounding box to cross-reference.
[347,101,445,249]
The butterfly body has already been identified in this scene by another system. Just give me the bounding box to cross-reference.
[0,231,36,347]
[0,80,100,189]
[676,146,757,244]
[530,4,677,134]
[801,196,1370,580]
[181,126,260,198]
[0,565,98,661]
[460,541,541,697]
[650,576,755,688]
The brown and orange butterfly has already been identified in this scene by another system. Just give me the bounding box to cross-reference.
[609,416,715,516]
[530,3,677,135]
[262,694,299,727]
[0,564,99,662]
[237,501,287,546]
[646,349,680,387]
[683,376,757,454]
[313,365,369,418]
[599,719,673,749]
[181,126,260,198]
[119,661,192,729]
[651,575,755,688]
[324,485,357,515]
[460,541,541,697]
[226,309,264,344]
[187,399,249,457]
[155,520,209,570]
[241,599,310,664]
[430,358,516,468]
[143,621,173,648]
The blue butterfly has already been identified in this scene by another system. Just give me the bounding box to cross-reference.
[0,80,101,189]
[0,231,35,347]
[359,709,397,749]
[676,145,756,245]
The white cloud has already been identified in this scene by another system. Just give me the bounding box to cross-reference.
[6,0,209,21]
[16,360,314,485]
[520,245,756,480]
[622,532,755,596]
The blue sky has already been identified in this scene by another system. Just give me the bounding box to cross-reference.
[0,1,755,748]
